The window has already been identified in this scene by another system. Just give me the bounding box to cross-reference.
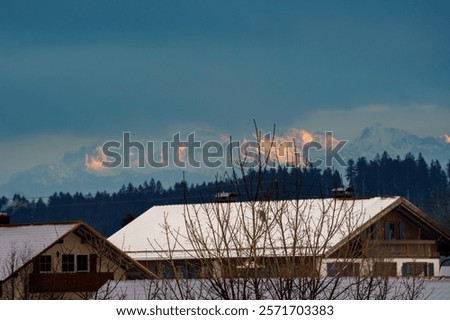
[77,255,89,272]
[373,262,397,277]
[384,221,406,240]
[199,265,213,279]
[62,254,89,272]
[176,266,185,279]
[155,262,165,278]
[399,222,406,240]
[402,262,434,277]
[385,222,396,240]
[175,264,199,279]
[372,222,382,239]
[327,262,360,277]
[62,254,75,272]
[40,255,52,272]
[165,266,174,279]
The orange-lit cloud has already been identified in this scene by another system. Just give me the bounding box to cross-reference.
[84,146,108,171]
[178,146,187,162]
[444,134,450,144]
[219,134,230,144]
[249,128,340,166]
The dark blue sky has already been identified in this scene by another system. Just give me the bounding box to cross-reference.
[1,0,449,183]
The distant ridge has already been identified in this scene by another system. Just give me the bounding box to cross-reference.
[343,123,450,165]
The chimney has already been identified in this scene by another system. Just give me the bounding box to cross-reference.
[215,192,238,203]
[331,187,354,199]
[0,212,10,225]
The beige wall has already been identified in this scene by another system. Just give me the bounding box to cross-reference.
[1,231,128,300]
[40,232,126,277]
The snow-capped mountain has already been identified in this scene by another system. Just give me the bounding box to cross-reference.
[1,124,449,197]
[341,124,450,166]
[0,146,210,197]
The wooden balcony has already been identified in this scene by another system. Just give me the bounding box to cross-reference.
[367,240,438,258]
[29,272,114,293]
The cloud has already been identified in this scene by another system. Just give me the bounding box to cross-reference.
[257,127,345,167]
[444,134,450,144]
[84,146,108,172]
[297,104,450,140]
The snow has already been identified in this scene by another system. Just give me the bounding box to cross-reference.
[344,124,450,165]
[0,223,77,280]
[108,197,401,261]
[96,278,450,300]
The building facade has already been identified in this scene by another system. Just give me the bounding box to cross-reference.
[0,221,154,299]
[109,197,450,280]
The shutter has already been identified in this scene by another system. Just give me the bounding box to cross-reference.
[399,222,406,240]
[374,222,381,239]
[401,263,408,276]
[90,254,97,273]
[418,263,425,276]
[33,257,40,273]
[428,263,434,277]
[182,266,188,279]
[384,222,390,240]
[327,263,334,277]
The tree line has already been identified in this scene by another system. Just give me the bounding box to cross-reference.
[346,152,450,226]
[1,151,449,236]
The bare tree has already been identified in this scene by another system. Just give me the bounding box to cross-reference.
[1,242,33,299]
[0,225,152,300]
[1,243,66,299]
[75,226,153,300]
[137,122,426,300]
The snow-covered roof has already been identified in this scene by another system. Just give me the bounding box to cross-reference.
[0,223,77,281]
[108,197,402,261]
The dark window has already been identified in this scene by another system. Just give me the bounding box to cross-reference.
[372,222,381,240]
[373,262,397,277]
[389,223,396,239]
[384,221,407,240]
[200,265,213,279]
[428,263,434,276]
[385,222,397,240]
[40,255,52,272]
[155,263,165,278]
[62,254,75,272]
[149,263,157,275]
[186,264,198,279]
[165,266,174,279]
[402,262,433,277]
[327,262,360,277]
[77,255,89,272]
[175,264,199,279]
[176,266,186,279]
[399,222,406,240]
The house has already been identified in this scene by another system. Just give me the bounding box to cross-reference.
[0,220,155,299]
[108,196,450,279]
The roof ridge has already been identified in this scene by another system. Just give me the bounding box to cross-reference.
[0,220,82,228]
[149,196,400,208]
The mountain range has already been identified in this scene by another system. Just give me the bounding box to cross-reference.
[1,124,449,198]
[342,124,450,166]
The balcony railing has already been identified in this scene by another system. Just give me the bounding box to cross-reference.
[29,272,114,293]
[367,240,438,258]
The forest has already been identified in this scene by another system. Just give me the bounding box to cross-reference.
[1,151,449,237]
